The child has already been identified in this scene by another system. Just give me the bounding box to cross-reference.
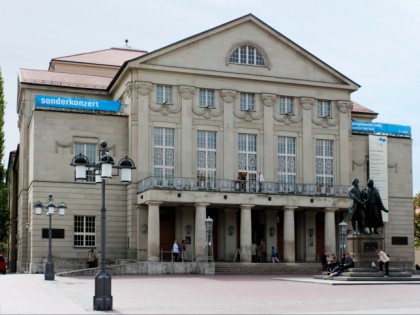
[271,246,280,263]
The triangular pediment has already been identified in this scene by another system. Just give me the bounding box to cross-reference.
[118,14,359,91]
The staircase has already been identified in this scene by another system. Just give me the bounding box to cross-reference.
[215,262,320,275]
[313,267,416,281]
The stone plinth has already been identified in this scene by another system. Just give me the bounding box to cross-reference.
[347,234,384,268]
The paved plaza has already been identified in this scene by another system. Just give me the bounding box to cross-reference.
[1,273,420,314]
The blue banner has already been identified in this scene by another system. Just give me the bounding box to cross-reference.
[35,95,121,112]
[351,121,411,138]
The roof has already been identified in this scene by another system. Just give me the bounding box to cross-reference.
[351,101,377,114]
[49,47,147,69]
[19,69,111,90]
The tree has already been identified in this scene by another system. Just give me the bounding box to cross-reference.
[0,67,9,251]
[414,193,420,248]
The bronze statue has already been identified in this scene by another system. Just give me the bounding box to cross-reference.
[362,179,389,234]
[348,178,366,234]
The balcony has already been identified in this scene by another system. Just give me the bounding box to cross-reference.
[137,176,349,197]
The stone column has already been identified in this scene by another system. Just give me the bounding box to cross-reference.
[300,97,315,183]
[137,205,148,261]
[136,81,152,178]
[147,201,162,262]
[179,86,195,178]
[283,207,297,262]
[324,207,338,254]
[194,202,209,262]
[337,101,353,186]
[222,90,236,179]
[261,94,275,181]
[240,204,253,262]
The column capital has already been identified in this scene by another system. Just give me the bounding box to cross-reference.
[136,81,152,96]
[325,207,339,212]
[240,204,254,210]
[146,201,162,207]
[195,202,210,208]
[179,86,195,99]
[283,206,298,211]
[221,90,236,103]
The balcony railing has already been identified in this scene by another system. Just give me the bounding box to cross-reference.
[137,176,349,197]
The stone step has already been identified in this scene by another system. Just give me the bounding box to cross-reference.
[313,274,419,281]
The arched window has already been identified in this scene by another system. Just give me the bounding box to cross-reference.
[229,45,266,66]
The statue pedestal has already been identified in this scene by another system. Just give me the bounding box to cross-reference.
[347,234,384,268]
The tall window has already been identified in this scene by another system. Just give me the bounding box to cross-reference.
[280,97,294,114]
[238,133,257,181]
[74,215,96,247]
[240,93,255,111]
[153,127,175,178]
[74,143,96,182]
[157,85,173,104]
[229,45,266,66]
[197,131,217,187]
[317,100,331,118]
[278,137,296,189]
[316,139,334,188]
[199,89,215,108]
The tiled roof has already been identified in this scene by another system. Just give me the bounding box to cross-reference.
[19,69,112,90]
[351,101,378,114]
[50,48,147,68]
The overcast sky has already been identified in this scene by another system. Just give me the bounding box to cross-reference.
[1,0,419,194]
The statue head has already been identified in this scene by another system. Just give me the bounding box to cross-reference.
[352,178,359,186]
[367,179,374,187]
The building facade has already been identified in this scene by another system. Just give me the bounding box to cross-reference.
[8,14,414,273]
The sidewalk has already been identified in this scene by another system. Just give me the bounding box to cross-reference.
[1,273,420,314]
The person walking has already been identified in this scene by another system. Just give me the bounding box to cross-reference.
[172,240,180,262]
[87,249,97,268]
[376,248,390,277]
[271,246,280,263]
[258,239,266,262]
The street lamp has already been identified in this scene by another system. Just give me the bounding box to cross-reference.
[70,140,135,311]
[34,193,68,281]
[339,219,348,258]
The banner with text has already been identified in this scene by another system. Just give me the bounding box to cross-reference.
[35,95,121,112]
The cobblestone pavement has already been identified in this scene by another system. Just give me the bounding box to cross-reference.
[1,273,420,314]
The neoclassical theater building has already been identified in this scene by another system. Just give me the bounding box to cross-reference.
[7,14,414,274]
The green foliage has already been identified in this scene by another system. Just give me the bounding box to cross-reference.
[0,67,9,244]
[415,193,420,248]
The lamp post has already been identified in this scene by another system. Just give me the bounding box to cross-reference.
[339,219,348,258]
[34,194,68,281]
[70,140,135,311]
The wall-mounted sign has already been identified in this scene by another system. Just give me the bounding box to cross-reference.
[35,95,121,112]
[352,121,411,138]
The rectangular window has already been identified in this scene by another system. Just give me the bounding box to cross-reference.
[277,136,296,191]
[74,215,96,247]
[317,100,331,118]
[316,139,334,191]
[240,93,255,111]
[238,133,257,181]
[280,97,294,114]
[157,85,173,104]
[197,130,217,189]
[153,127,175,178]
[74,143,96,182]
[199,89,215,108]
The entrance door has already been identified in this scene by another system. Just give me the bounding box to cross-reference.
[160,207,175,261]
